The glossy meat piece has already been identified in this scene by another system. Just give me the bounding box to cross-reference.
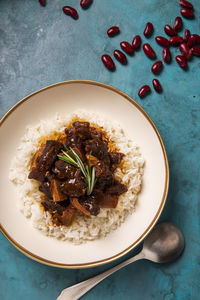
[92,189,118,208]
[39,181,51,198]
[28,140,62,181]
[85,138,108,160]
[65,134,82,149]
[42,197,69,215]
[90,128,103,139]
[66,121,90,140]
[80,196,100,216]
[106,182,128,195]
[52,160,77,180]
[60,175,86,197]
[95,161,114,189]
[98,194,118,208]
[109,152,124,164]
[73,121,89,127]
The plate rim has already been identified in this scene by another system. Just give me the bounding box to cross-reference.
[0,80,169,269]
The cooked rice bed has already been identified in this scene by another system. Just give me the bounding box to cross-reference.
[9,111,144,244]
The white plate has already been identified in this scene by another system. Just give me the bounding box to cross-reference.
[0,80,169,268]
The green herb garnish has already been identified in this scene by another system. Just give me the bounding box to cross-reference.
[57,147,96,195]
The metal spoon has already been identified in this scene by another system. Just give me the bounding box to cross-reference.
[57,222,184,300]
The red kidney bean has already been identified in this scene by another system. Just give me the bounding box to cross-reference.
[120,41,134,55]
[155,36,169,47]
[179,0,193,9]
[173,17,183,31]
[80,0,92,9]
[62,6,78,19]
[192,34,200,45]
[39,0,46,6]
[191,46,200,57]
[143,43,156,59]
[187,35,196,47]
[101,55,115,70]
[164,25,177,37]
[176,55,188,69]
[181,8,194,19]
[152,79,162,93]
[163,48,172,63]
[169,36,184,46]
[179,43,192,59]
[144,22,154,37]
[138,85,151,98]
[132,35,141,50]
[113,50,127,64]
[183,29,191,42]
[107,26,120,37]
[151,61,163,74]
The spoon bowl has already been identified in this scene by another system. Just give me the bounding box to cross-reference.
[143,222,185,263]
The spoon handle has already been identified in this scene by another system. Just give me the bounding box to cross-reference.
[57,252,145,300]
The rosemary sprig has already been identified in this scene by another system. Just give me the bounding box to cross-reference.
[57,147,96,195]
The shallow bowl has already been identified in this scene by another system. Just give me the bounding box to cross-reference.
[0,80,169,268]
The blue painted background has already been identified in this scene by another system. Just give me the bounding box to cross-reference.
[0,0,200,299]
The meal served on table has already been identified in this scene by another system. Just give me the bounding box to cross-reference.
[9,111,144,243]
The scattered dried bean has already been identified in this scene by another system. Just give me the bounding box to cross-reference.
[155,36,170,47]
[187,35,196,47]
[184,29,191,42]
[151,61,163,74]
[132,35,141,50]
[80,0,93,9]
[144,22,154,37]
[107,26,120,37]
[138,85,151,98]
[176,55,188,69]
[164,25,177,37]
[179,43,192,59]
[101,55,115,70]
[179,0,193,9]
[163,48,172,63]
[114,50,127,64]
[143,43,156,59]
[120,41,134,55]
[39,0,46,6]
[62,6,78,19]
[180,8,194,19]
[173,17,183,31]
[152,79,162,93]
[169,36,184,46]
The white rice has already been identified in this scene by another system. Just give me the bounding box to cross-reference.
[9,111,144,244]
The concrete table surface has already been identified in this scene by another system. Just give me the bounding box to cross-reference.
[0,0,200,299]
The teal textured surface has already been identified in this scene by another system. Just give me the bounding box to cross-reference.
[0,0,200,299]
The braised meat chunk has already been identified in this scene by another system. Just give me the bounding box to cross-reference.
[85,138,108,160]
[109,152,124,165]
[29,140,62,182]
[106,182,128,195]
[29,120,128,227]
[60,171,86,197]
[42,197,68,215]
[39,181,51,198]
[52,160,77,180]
